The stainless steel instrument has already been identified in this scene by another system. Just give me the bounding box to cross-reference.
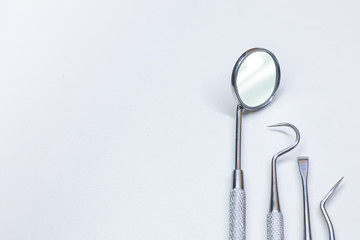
[267,123,300,240]
[298,156,312,240]
[230,48,281,240]
[320,177,344,240]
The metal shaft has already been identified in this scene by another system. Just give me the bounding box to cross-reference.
[298,157,312,240]
[270,158,280,211]
[302,179,311,240]
[229,105,246,240]
[233,105,243,189]
[235,105,243,170]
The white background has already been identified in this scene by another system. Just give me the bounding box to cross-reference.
[0,0,359,239]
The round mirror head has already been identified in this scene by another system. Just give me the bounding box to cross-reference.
[232,48,280,111]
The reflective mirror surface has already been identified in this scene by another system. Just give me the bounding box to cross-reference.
[232,48,280,110]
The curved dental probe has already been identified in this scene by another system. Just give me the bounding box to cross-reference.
[268,123,300,211]
[320,177,344,240]
[267,123,300,240]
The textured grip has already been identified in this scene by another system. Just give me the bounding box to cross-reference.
[267,211,284,240]
[229,189,246,240]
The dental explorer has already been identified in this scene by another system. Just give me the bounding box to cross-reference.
[267,123,300,240]
[320,177,344,240]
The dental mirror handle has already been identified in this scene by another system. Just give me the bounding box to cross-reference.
[229,187,245,240]
[229,106,245,240]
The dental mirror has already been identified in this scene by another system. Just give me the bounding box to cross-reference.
[232,48,280,110]
[229,48,280,240]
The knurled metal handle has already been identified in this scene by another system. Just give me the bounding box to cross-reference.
[229,188,246,240]
[267,210,284,240]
